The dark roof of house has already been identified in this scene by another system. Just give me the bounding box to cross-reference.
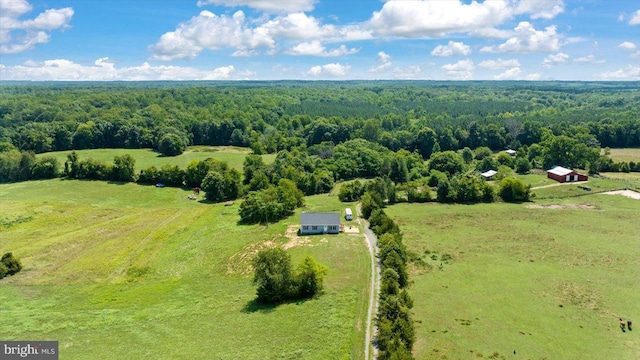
[300,212,341,226]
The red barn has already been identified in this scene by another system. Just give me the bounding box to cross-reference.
[547,166,588,183]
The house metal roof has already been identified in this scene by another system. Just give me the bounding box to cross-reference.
[547,166,574,176]
[300,212,341,226]
[481,170,497,178]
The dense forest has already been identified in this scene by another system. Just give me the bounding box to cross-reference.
[1,81,639,183]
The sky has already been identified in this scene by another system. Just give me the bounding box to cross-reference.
[0,0,639,81]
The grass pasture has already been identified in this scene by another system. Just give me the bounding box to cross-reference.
[605,148,640,163]
[36,146,276,172]
[0,179,369,359]
[385,195,640,359]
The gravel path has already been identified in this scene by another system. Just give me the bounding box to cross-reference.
[358,203,380,360]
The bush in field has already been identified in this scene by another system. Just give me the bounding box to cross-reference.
[515,157,532,174]
[295,256,328,298]
[253,248,296,303]
[0,262,7,279]
[31,156,60,179]
[252,248,327,304]
[111,154,136,182]
[498,177,531,202]
[1,252,22,278]
[158,133,186,156]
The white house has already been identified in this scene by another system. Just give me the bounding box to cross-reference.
[300,212,341,235]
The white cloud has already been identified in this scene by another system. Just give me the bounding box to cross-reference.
[526,73,541,80]
[441,59,475,80]
[306,63,351,77]
[478,58,520,69]
[285,41,358,56]
[574,55,605,64]
[630,10,640,25]
[595,65,640,80]
[149,10,373,61]
[631,51,640,59]
[150,10,275,60]
[369,51,392,73]
[618,41,637,51]
[0,58,254,81]
[196,0,317,13]
[494,67,521,80]
[368,0,512,38]
[392,65,422,80]
[259,12,337,41]
[366,0,565,39]
[431,41,471,57]
[480,22,562,53]
[513,0,565,19]
[469,27,513,39]
[0,0,73,54]
[0,0,33,16]
[542,52,569,68]
[21,7,74,30]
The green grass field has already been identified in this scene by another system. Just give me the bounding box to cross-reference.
[0,179,369,359]
[36,146,276,172]
[385,195,640,359]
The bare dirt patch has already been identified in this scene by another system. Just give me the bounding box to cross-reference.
[554,282,602,311]
[343,224,360,234]
[600,189,640,200]
[226,239,280,276]
[282,225,329,249]
[526,203,599,210]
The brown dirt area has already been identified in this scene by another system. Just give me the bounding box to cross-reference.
[525,203,599,210]
[600,189,640,200]
[282,225,328,249]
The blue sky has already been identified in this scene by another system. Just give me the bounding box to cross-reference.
[0,0,638,80]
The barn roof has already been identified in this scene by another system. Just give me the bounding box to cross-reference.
[547,166,574,176]
[300,212,340,226]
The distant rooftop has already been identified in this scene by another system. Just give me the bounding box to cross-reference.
[300,212,341,226]
[481,170,497,178]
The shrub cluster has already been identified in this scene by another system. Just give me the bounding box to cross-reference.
[252,247,327,304]
[0,252,22,280]
[0,150,60,183]
[239,179,304,224]
[362,193,415,360]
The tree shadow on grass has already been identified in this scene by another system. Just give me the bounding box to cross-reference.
[242,297,312,314]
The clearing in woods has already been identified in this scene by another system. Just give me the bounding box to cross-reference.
[36,146,276,172]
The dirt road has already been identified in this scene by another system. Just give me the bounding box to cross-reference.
[358,204,380,360]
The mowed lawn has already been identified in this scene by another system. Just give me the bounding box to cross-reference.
[36,146,276,172]
[385,195,640,360]
[0,179,369,359]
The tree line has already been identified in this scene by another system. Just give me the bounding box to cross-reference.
[1,82,639,158]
